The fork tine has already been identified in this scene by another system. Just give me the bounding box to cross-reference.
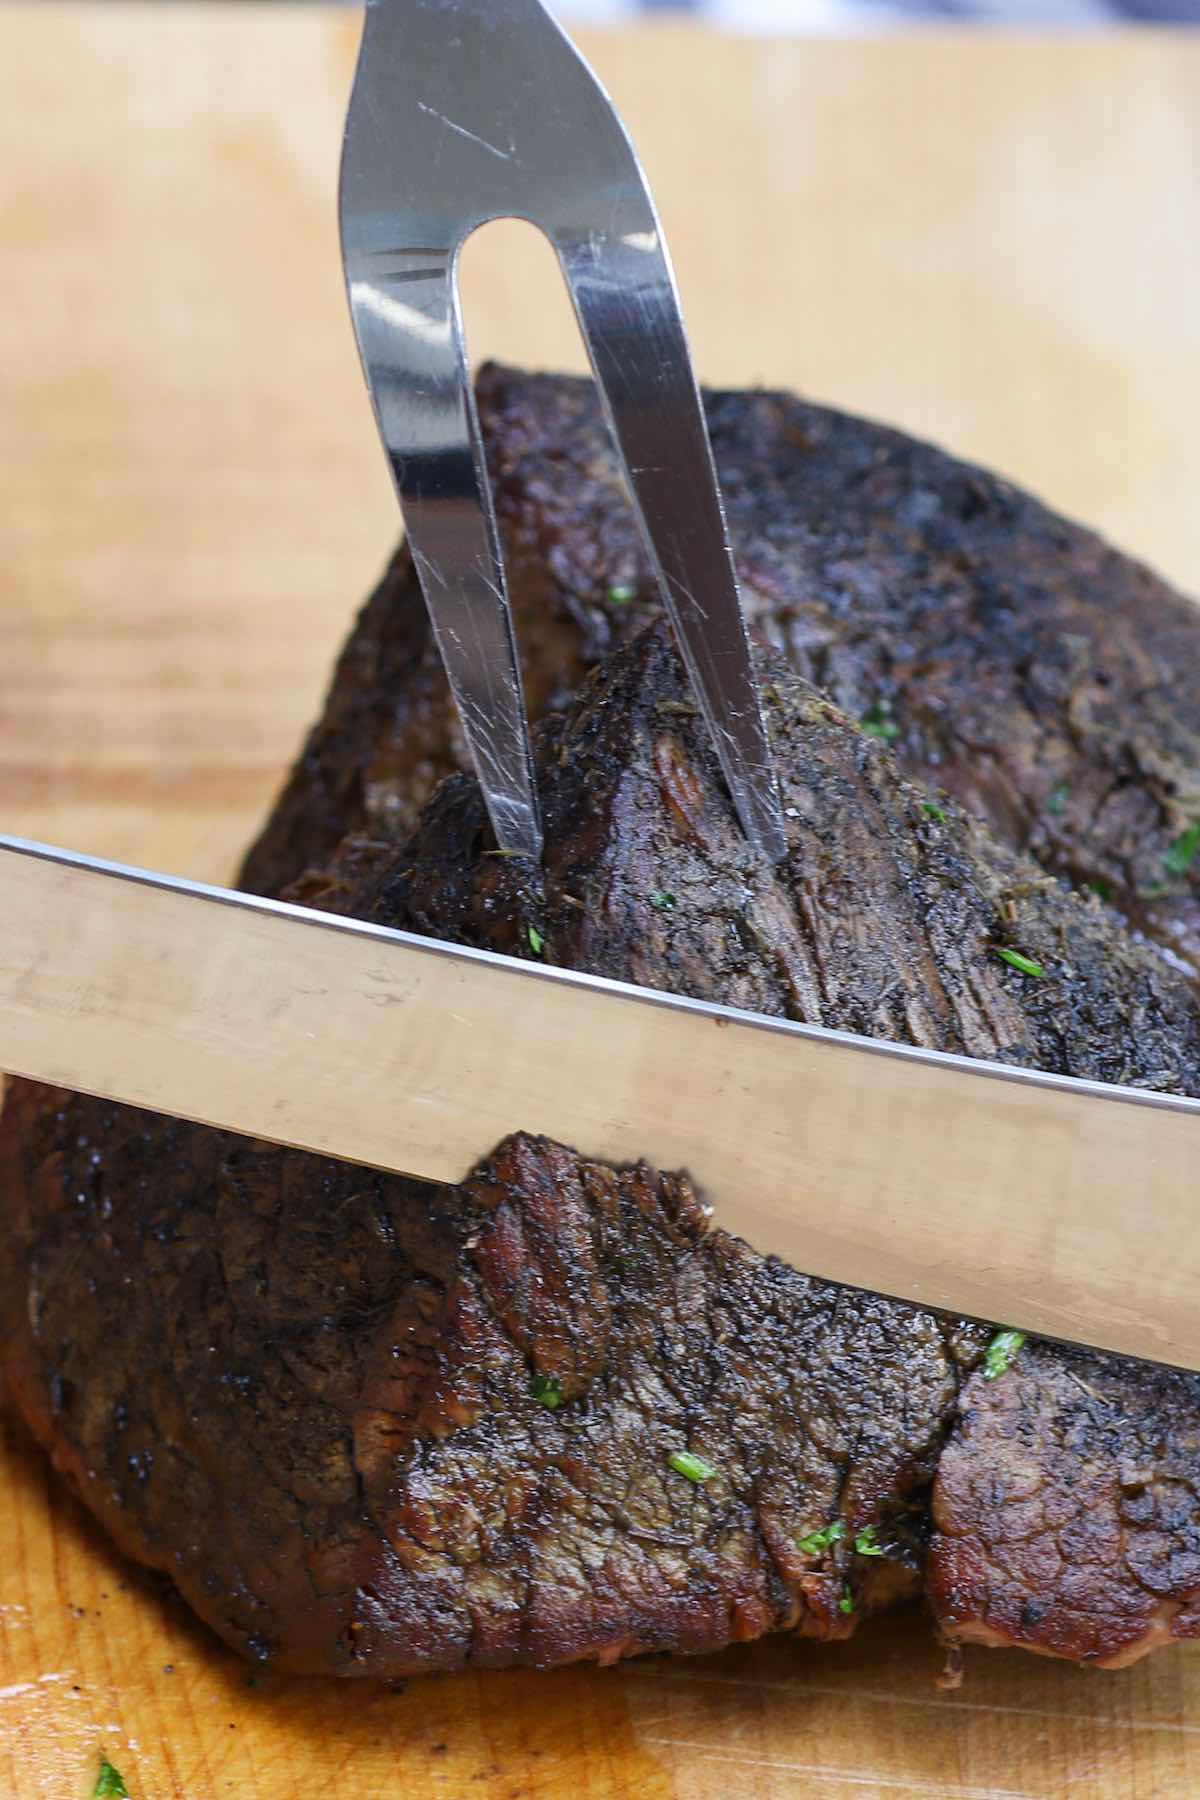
[557,214,787,865]
[342,248,542,861]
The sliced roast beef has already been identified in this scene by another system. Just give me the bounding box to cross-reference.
[4,623,1199,1677]
[930,1343,1200,1668]
[240,367,1200,988]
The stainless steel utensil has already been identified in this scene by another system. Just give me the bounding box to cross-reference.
[5,832,1200,1370]
[339,0,786,864]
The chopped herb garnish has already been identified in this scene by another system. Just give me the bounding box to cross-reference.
[1163,823,1200,878]
[1088,879,1112,903]
[526,925,545,957]
[668,1450,716,1484]
[838,1585,855,1615]
[607,583,636,606]
[861,702,900,742]
[854,1526,885,1558]
[983,1328,1027,1381]
[531,1374,563,1411]
[94,1762,129,1799]
[649,891,677,912]
[922,801,949,825]
[993,946,1046,979]
[1047,784,1070,817]
[797,1519,845,1556]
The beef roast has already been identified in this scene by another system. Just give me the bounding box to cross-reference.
[240,366,1200,988]
[4,617,1200,1677]
[931,1340,1200,1668]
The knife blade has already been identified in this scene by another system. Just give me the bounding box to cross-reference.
[2,831,1198,1369]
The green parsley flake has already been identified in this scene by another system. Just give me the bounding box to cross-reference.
[1164,823,1200,878]
[1047,784,1070,817]
[861,702,900,742]
[922,801,949,825]
[984,1328,1027,1381]
[838,1585,855,1615]
[94,1763,129,1799]
[1089,879,1112,903]
[650,891,677,912]
[526,925,545,957]
[531,1374,563,1410]
[607,583,636,606]
[797,1519,845,1556]
[668,1450,716,1484]
[854,1526,885,1558]
[994,946,1046,979]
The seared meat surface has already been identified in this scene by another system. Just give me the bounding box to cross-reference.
[0,1089,970,1672]
[931,1343,1200,1668]
[4,617,1200,1677]
[242,367,1200,987]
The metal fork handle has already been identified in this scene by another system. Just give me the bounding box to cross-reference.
[341,0,786,863]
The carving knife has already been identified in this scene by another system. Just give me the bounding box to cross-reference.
[2,831,1198,1371]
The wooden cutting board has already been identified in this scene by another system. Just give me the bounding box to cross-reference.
[2,8,1199,1796]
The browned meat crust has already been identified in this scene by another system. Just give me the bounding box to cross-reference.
[339,630,1199,1091]
[930,1344,1200,1668]
[0,1089,967,1673]
[240,367,1200,987]
[3,623,1199,1677]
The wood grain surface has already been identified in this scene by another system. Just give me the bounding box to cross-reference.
[2,6,1199,1795]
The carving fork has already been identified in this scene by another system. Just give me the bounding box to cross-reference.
[339,0,787,864]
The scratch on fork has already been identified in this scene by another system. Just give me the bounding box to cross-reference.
[639,1740,1038,1797]
[416,101,515,163]
[411,547,449,592]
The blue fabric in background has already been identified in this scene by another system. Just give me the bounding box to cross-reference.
[562,0,1200,23]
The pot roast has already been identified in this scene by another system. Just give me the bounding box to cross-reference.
[2,368,1199,1678]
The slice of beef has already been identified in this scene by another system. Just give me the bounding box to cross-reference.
[930,1345,1200,1668]
[4,624,1200,1678]
[0,1086,969,1673]
[239,366,1200,986]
